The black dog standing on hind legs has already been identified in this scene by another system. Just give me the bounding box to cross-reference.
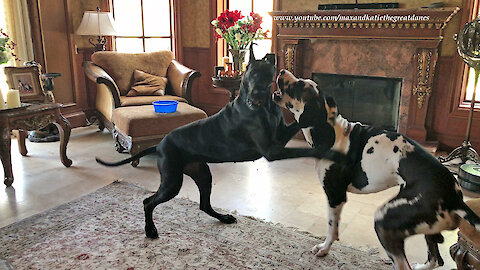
[96,46,345,239]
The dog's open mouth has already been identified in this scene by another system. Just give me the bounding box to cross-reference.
[247,98,262,108]
[272,91,282,104]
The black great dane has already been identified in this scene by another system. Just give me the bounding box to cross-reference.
[96,48,344,239]
[273,69,480,270]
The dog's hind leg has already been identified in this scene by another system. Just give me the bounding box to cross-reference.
[415,235,444,270]
[143,160,183,239]
[374,224,411,270]
[312,202,344,257]
[184,162,237,224]
[374,197,417,270]
[411,234,444,270]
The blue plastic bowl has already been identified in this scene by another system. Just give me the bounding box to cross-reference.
[152,100,178,113]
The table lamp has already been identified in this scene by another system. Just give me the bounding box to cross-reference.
[75,8,118,51]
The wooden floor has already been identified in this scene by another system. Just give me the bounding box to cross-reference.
[0,126,473,269]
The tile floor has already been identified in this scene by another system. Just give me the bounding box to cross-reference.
[0,126,475,269]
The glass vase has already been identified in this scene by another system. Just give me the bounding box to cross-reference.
[229,48,248,72]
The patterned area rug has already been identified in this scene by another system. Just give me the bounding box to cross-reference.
[0,181,391,269]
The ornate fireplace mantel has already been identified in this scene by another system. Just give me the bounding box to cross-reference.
[271,7,459,143]
[272,8,459,41]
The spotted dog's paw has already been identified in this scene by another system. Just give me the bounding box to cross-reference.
[311,243,330,257]
[411,261,436,270]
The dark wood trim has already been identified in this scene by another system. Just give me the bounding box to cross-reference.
[173,0,183,62]
[63,111,87,128]
[140,0,146,51]
[101,0,113,50]
[272,0,280,55]
[27,0,45,68]
[210,0,218,75]
[451,0,480,114]
[64,0,78,104]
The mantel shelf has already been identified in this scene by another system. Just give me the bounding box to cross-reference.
[270,7,460,42]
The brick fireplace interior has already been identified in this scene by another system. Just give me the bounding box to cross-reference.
[313,72,402,131]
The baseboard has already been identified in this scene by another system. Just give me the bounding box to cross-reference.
[63,111,87,128]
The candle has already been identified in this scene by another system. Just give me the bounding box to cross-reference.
[6,89,20,108]
[222,56,230,67]
[242,62,248,72]
[0,88,5,110]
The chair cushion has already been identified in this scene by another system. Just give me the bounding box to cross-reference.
[119,95,187,107]
[126,70,168,97]
[459,199,480,247]
[113,103,207,138]
[91,51,174,96]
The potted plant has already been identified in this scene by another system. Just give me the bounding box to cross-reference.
[0,29,18,64]
[211,10,268,72]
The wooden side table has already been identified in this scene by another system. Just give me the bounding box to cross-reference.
[450,199,480,269]
[212,77,242,101]
[0,103,72,187]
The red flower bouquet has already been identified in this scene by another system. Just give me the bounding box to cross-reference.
[211,10,268,50]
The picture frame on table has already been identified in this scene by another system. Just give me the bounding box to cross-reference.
[4,66,44,102]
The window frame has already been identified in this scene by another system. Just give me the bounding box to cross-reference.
[458,1,480,109]
[111,0,179,59]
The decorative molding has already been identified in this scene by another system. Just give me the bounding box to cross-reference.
[11,114,55,131]
[413,48,437,109]
[271,8,459,42]
[284,44,296,73]
[112,129,131,153]
[277,22,444,30]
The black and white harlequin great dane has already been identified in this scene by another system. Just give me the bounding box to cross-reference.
[273,69,480,270]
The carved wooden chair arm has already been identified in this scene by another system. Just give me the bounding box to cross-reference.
[167,60,201,104]
[82,61,121,108]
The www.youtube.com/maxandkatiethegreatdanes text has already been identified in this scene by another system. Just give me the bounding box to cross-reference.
[273,14,430,23]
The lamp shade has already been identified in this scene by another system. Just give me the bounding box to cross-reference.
[75,11,118,36]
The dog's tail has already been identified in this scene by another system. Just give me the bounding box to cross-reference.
[455,202,480,231]
[96,146,157,167]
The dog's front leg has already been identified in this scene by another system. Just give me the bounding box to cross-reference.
[312,202,344,257]
[276,122,300,146]
[261,145,346,163]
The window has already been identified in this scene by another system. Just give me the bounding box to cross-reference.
[0,0,9,101]
[463,2,480,105]
[112,0,174,54]
[219,0,274,60]
[465,68,479,103]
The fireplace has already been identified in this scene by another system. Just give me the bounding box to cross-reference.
[271,7,459,143]
[313,73,402,131]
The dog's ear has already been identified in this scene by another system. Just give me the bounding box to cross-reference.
[263,53,275,65]
[249,43,256,64]
[298,106,313,128]
[324,96,338,126]
[304,79,318,89]
[298,101,318,128]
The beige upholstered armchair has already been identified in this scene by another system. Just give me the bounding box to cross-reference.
[83,51,206,156]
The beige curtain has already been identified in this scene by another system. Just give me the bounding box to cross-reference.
[3,0,34,66]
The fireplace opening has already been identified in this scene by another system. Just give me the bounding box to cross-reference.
[312,73,402,131]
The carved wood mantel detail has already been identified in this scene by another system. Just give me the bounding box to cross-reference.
[284,43,296,73]
[281,39,309,77]
[271,8,459,143]
[413,48,437,109]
